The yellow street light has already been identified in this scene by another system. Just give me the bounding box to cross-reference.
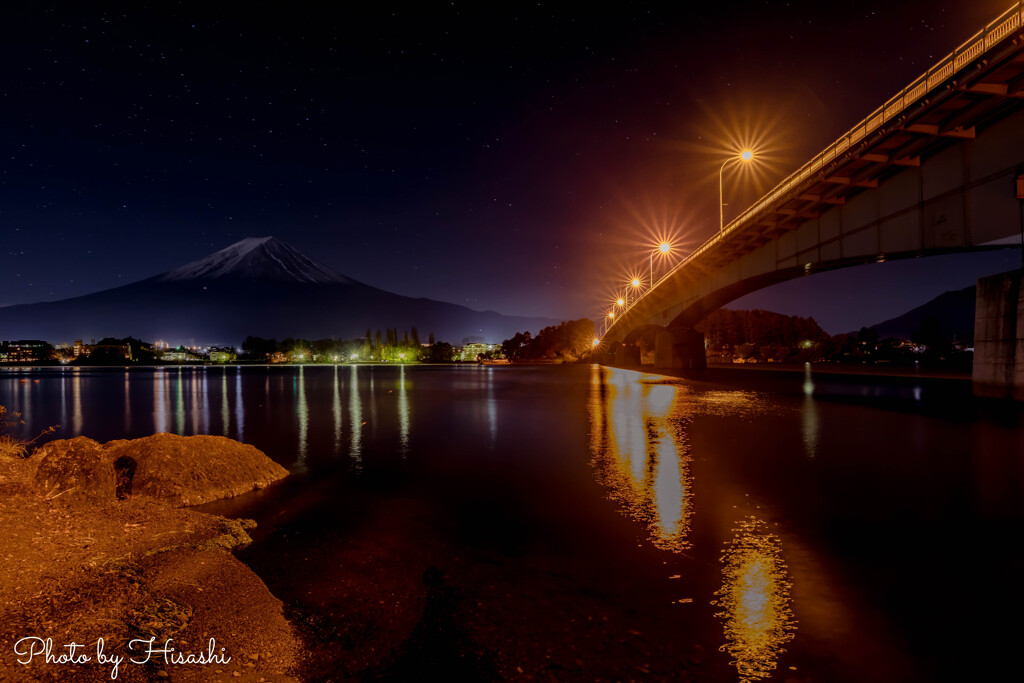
[630,277,642,288]
[650,242,672,286]
[616,297,625,306]
[720,150,755,232]
[592,338,601,347]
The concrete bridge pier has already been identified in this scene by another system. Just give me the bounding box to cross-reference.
[973,270,1024,400]
[654,327,707,372]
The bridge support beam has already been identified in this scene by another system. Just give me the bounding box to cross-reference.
[973,270,1024,400]
[654,328,707,372]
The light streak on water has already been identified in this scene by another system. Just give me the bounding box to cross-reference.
[221,367,230,436]
[333,365,343,454]
[349,364,362,468]
[175,368,185,434]
[587,365,693,552]
[60,370,67,435]
[200,368,210,434]
[72,368,82,436]
[486,366,496,447]
[295,366,308,471]
[189,368,201,434]
[154,369,167,433]
[712,517,797,682]
[235,366,244,441]
[398,365,409,457]
[124,371,131,433]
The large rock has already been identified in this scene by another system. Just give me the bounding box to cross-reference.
[103,433,289,506]
[31,434,288,507]
[33,436,117,508]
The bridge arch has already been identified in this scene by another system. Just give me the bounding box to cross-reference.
[603,16,1024,392]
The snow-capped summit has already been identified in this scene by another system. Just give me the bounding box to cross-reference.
[156,236,357,284]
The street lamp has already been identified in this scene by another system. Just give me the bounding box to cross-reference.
[650,242,672,287]
[719,150,754,232]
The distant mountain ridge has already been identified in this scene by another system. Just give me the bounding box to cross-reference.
[858,285,977,341]
[0,237,559,345]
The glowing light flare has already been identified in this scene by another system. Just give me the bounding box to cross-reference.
[592,338,601,347]
[616,298,626,306]
[740,150,754,161]
[608,312,615,319]
[658,241,671,253]
[712,517,796,682]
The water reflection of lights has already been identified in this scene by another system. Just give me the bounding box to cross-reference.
[349,364,363,468]
[174,368,185,434]
[72,368,82,436]
[60,369,68,434]
[235,366,244,441]
[295,366,308,471]
[486,366,497,447]
[713,517,796,682]
[587,365,693,552]
[398,365,409,456]
[333,366,343,454]
[124,371,131,432]
[802,364,818,459]
[221,368,230,437]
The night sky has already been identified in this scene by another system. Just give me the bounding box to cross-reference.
[1,1,1019,334]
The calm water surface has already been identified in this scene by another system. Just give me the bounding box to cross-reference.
[2,364,1021,682]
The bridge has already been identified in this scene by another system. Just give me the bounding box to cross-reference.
[601,2,1024,399]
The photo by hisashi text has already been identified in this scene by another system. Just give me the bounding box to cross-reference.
[13,636,231,679]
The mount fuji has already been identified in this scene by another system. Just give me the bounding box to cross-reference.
[0,237,559,345]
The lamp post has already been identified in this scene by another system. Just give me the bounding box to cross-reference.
[719,150,754,232]
[650,242,671,287]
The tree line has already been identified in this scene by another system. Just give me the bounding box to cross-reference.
[500,318,595,361]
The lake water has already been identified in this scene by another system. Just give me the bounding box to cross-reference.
[1,364,1021,682]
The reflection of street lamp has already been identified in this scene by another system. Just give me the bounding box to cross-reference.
[650,242,672,287]
[720,150,754,232]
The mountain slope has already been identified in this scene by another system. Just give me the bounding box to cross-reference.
[0,237,558,345]
[863,286,976,341]
[156,236,356,284]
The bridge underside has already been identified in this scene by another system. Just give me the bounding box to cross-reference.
[603,12,1024,392]
[605,102,1024,390]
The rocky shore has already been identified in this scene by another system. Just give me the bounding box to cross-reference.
[0,434,297,682]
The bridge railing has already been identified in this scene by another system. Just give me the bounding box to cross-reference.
[610,2,1023,334]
